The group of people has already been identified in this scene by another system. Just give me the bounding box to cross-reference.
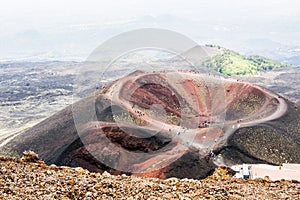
[198,120,211,128]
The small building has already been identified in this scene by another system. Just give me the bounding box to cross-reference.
[231,164,251,179]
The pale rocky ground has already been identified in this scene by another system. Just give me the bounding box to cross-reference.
[0,155,299,200]
[0,62,79,147]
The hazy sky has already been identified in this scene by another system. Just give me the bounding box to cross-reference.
[1,0,300,28]
[1,0,300,60]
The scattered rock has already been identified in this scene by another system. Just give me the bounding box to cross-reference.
[207,166,236,180]
[21,150,43,164]
[0,155,299,199]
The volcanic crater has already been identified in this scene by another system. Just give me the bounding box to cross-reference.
[2,71,299,179]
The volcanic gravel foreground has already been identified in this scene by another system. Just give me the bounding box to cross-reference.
[0,70,299,199]
[0,155,299,199]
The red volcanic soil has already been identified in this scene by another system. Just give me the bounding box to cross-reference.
[1,71,299,179]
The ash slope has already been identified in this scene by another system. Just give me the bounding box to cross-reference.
[1,71,299,179]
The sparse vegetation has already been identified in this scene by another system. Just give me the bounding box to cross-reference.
[166,112,181,125]
[232,93,265,114]
[112,112,149,126]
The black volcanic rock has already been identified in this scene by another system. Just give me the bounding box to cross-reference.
[221,100,300,165]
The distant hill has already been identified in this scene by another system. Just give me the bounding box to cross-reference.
[202,45,291,76]
[284,55,300,66]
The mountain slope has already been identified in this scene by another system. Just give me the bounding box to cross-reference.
[202,46,291,76]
